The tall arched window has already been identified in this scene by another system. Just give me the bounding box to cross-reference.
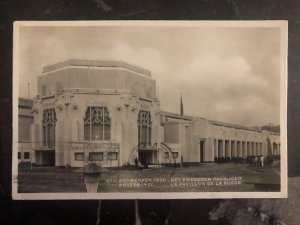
[84,106,111,141]
[138,110,151,146]
[42,108,57,148]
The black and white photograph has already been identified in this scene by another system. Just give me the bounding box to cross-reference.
[12,21,287,199]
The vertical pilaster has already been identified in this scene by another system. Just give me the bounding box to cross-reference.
[260,143,263,155]
[233,141,237,157]
[242,141,246,158]
[215,139,218,159]
[216,139,220,158]
[237,141,241,157]
[248,142,250,156]
[228,140,231,159]
[222,139,225,157]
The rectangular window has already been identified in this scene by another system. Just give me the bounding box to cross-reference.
[24,152,30,159]
[108,152,118,160]
[104,124,110,140]
[43,126,47,146]
[142,126,147,144]
[42,109,56,148]
[18,152,21,159]
[138,110,151,146]
[172,152,179,159]
[92,124,103,141]
[48,126,55,148]
[75,152,84,161]
[89,152,103,161]
[84,125,90,141]
[164,152,169,159]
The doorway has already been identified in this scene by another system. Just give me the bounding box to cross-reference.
[200,140,205,162]
[138,150,157,165]
[35,150,55,166]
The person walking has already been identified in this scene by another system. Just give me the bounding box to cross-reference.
[260,155,264,167]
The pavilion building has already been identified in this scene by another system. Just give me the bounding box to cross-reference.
[19,59,280,167]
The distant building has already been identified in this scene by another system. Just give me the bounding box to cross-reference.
[21,59,280,167]
[161,112,280,165]
[18,98,33,163]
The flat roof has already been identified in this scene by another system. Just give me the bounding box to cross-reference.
[209,119,261,132]
[18,97,33,108]
[161,111,194,121]
[42,59,152,77]
[161,110,279,134]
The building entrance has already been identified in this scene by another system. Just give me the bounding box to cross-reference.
[35,150,55,166]
[138,150,157,165]
[200,140,205,162]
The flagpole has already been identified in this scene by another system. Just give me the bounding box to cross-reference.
[28,82,30,99]
[180,92,183,118]
[179,93,183,168]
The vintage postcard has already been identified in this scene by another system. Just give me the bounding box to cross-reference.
[12,21,287,199]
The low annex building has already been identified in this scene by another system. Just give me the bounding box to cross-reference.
[18,59,280,167]
[18,98,33,163]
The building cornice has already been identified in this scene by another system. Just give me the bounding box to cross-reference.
[42,59,152,77]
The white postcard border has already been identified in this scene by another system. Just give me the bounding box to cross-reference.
[12,20,288,200]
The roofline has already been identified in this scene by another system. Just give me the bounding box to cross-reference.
[208,119,261,132]
[42,59,152,77]
[161,110,280,134]
[161,111,194,121]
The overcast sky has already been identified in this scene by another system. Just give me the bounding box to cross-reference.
[18,24,282,127]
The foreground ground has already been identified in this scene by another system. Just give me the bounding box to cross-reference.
[17,163,280,193]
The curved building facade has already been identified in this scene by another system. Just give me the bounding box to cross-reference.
[27,59,280,167]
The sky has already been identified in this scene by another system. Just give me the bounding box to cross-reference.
[18,23,283,127]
